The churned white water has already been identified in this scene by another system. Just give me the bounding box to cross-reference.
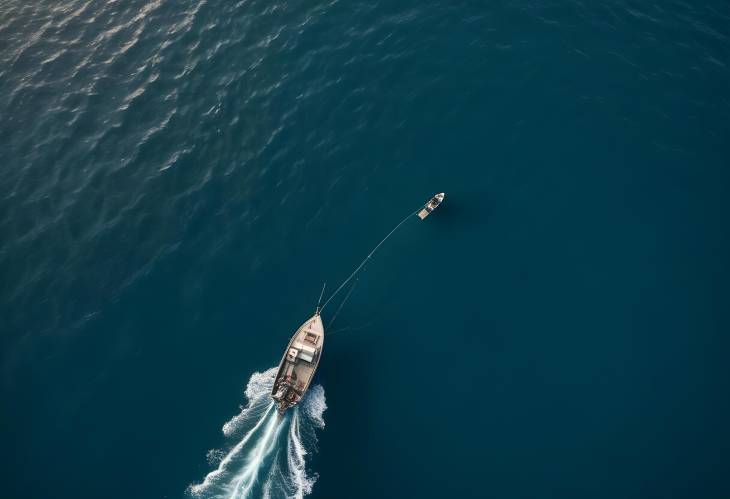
[188,368,326,499]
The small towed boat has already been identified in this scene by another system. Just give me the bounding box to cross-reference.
[271,312,324,415]
[418,192,445,219]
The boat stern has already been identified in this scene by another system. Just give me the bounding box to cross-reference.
[276,400,290,415]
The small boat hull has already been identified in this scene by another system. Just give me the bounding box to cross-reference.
[418,192,445,219]
[271,314,324,414]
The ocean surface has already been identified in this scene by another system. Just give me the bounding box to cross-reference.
[2,0,730,498]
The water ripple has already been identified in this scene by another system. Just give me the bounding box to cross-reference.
[1,1,729,460]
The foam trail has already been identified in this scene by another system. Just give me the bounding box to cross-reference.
[263,385,327,499]
[188,368,326,499]
[227,410,285,498]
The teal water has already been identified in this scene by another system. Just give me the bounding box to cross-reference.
[2,0,730,498]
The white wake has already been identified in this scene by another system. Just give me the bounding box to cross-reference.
[187,368,326,499]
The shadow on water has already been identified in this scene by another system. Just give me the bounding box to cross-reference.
[313,325,376,496]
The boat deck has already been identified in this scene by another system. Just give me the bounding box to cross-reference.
[271,314,324,412]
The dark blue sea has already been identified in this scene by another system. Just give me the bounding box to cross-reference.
[2,0,729,498]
